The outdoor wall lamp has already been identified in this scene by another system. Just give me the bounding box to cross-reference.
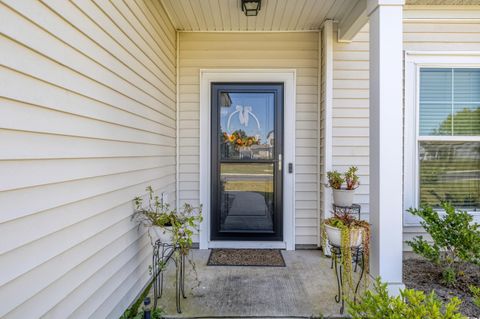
[241,0,261,16]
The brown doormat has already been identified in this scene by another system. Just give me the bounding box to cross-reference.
[207,249,286,267]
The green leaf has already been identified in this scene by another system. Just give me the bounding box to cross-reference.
[348,277,467,319]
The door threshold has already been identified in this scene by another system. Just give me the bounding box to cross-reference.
[207,241,287,250]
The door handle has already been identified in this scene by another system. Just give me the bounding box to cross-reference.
[278,154,282,171]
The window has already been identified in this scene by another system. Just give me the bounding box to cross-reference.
[417,68,480,211]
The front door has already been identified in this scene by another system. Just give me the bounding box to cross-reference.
[211,83,283,241]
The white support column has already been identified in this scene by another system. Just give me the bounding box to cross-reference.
[322,20,333,221]
[321,20,334,255]
[367,0,405,294]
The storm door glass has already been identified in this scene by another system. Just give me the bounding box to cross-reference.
[211,84,283,241]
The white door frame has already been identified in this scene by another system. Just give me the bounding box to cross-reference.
[199,69,296,250]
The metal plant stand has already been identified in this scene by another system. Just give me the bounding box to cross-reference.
[152,240,186,313]
[332,203,361,220]
[330,244,365,314]
[330,203,362,270]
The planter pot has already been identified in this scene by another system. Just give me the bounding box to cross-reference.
[324,224,363,248]
[152,226,173,243]
[332,189,355,207]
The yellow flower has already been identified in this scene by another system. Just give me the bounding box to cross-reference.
[228,135,235,142]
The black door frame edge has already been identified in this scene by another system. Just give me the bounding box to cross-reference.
[210,82,284,241]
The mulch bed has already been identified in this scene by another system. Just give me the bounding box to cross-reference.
[207,249,286,267]
[403,258,480,318]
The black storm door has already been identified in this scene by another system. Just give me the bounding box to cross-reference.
[211,83,284,241]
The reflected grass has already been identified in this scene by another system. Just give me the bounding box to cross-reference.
[224,181,273,193]
[221,163,273,175]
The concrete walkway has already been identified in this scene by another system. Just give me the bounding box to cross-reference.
[149,249,350,319]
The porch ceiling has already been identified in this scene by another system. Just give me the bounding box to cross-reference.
[406,0,480,4]
[159,0,358,31]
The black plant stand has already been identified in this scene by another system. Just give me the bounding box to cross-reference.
[332,203,361,220]
[330,203,362,271]
[152,240,186,313]
[330,244,365,314]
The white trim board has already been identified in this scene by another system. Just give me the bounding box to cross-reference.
[404,51,480,226]
[175,31,180,210]
[199,69,296,250]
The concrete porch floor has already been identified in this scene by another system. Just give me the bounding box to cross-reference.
[149,249,350,319]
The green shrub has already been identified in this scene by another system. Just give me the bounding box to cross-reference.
[470,285,480,309]
[120,306,163,319]
[347,278,467,319]
[406,202,480,285]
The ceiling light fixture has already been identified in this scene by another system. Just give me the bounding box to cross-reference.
[241,0,261,17]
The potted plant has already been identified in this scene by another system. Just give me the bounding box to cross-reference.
[324,212,368,248]
[327,166,360,207]
[132,186,203,254]
[322,211,370,296]
[132,186,203,299]
[132,186,174,244]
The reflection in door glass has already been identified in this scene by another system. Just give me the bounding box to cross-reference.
[219,163,274,232]
[219,92,274,160]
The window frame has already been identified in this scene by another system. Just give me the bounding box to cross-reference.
[404,52,480,226]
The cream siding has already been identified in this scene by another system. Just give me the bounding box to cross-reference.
[402,17,480,249]
[0,1,176,318]
[328,15,480,249]
[178,32,319,245]
[332,25,370,222]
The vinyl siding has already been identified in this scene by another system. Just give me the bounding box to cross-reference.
[329,14,480,250]
[178,32,319,245]
[332,25,370,222]
[0,1,176,318]
[402,17,480,249]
